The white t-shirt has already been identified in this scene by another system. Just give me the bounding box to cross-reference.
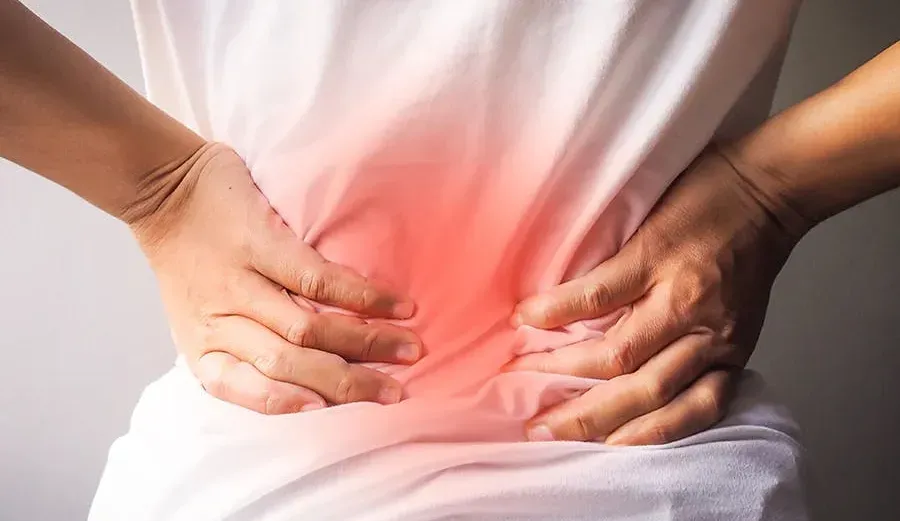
[90,1,808,520]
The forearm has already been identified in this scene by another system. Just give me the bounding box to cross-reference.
[724,41,900,236]
[0,0,206,223]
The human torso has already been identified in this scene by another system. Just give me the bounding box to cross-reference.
[94,1,809,519]
[135,0,796,398]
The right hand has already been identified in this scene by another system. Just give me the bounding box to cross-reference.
[128,143,423,414]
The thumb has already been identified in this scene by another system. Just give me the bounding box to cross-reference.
[513,247,650,329]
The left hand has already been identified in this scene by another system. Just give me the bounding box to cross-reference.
[503,146,803,445]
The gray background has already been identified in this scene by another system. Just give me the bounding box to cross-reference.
[0,1,897,520]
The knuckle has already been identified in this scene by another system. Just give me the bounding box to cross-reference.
[668,263,713,303]
[671,300,696,330]
[284,315,314,346]
[583,281,613,313]
[633,232,661,271]
[333,365,358,404]
[358,283,381,311]
[253,350,291,377]
[717,318,737,344]
[359,327,382,361]
[330,265,367,308]
[262,386,290,415]
[195,314,222,349]
[696,335,723,367]
[197,309,218,330]
[642,376,675,409]
[661,283,696,329]
[696,381,726,420]
[572,412,597,440]
[298,269,328,301]
[607,338,637,375]
[647,423,674,445]
[201,371,228,399]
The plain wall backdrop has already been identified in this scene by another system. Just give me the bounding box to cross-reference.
[1,1,898,520]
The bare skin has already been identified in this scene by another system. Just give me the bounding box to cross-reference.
[0,0,423,414]
[132,144,424,413]
[2,0,899,442]
[508,42,900,444]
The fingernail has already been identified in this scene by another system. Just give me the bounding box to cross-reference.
[300,402,326,412]
[395,343,420,363]
[378,384,402,405]
[526,424,555,442]
[392,300,415,319]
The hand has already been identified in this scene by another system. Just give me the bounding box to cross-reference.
[504,146,800,445]
[129,143,423,414]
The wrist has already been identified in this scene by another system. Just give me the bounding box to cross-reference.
[124,141,222,247]
[713,140,816,243]
[718,42,900,236]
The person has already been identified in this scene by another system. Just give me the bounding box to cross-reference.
[2,0,898,519]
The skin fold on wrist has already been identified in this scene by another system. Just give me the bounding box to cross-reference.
[716,42,900,244]
[0,0,207,225]
[712,142,816,245]
[125,141,229,249]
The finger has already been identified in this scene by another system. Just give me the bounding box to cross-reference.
[250,217,414,319]
[206,315,403,406]
[524,332,715,442]
[605,369,738,445]
[194,351,327,414]
[240,274,423,363]
[587,290,694,377]
[512,245,650,330]
[506,289,690,379]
